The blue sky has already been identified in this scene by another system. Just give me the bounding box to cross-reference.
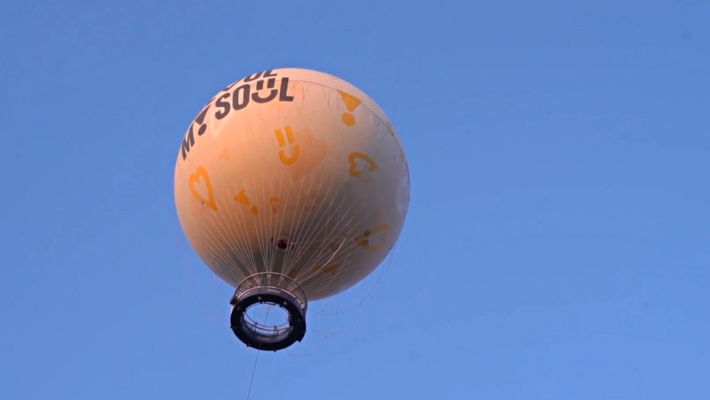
[1,0,709,399]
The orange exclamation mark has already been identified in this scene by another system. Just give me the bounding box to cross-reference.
[235,189,259,215]
[338,90,362,126]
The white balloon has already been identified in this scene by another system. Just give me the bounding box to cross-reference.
[174,68,410,302]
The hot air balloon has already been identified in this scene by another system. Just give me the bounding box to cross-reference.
[174,68,410,351]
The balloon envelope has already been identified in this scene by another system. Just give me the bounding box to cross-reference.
[174,68,410,301]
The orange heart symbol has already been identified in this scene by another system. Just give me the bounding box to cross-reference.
[270,197,281,214]
[348,152,378,178]
[188,166,219,211]
[353,223,391,252]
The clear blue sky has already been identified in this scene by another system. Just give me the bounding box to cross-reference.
[1,1,708,399]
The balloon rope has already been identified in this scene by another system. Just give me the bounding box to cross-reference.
[245,350,260,400]
[245,306,271,400]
